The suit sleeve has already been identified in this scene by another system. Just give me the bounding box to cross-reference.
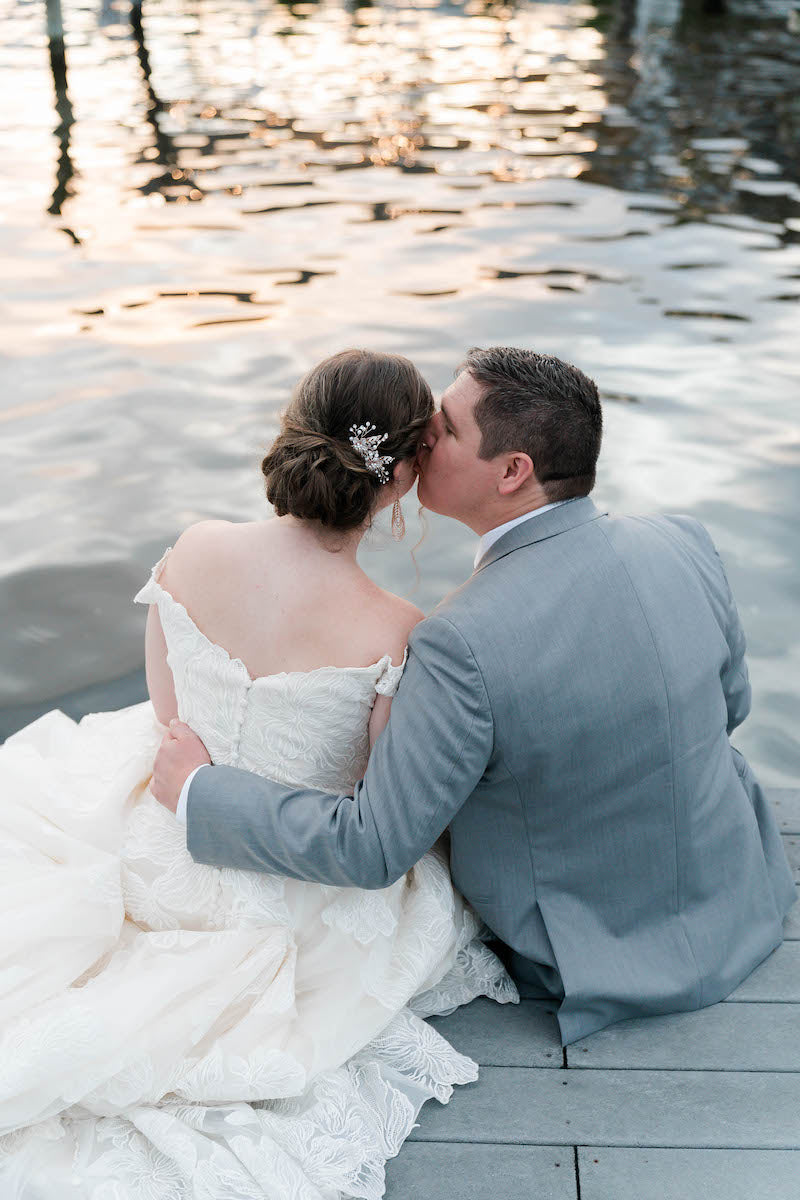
[666,515,751,736]
[185,615,494,887]
[715,558,751,736]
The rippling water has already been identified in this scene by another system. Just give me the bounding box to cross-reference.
[1,0,798,782]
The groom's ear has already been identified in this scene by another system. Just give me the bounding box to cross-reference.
[497,452,535,496]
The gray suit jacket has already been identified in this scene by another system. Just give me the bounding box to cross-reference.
[187,497,796,1044]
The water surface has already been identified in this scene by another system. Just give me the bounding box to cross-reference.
[1,0,798,782]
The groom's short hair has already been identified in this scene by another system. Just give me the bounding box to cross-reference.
[463,347,603,502]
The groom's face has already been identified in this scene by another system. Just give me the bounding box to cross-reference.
[416,371,499,523]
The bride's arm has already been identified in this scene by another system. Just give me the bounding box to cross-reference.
[144,605,179,726]
[368,695,392,747]
[368,603,423,747]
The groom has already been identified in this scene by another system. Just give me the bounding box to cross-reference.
[152,346,795,1046]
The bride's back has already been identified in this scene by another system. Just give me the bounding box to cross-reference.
[136,518,420,788]
[159,518,417,680]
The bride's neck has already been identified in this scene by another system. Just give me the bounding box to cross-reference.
[276,515,367,561]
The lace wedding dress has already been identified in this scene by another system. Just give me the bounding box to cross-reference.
[0,549,517,1200]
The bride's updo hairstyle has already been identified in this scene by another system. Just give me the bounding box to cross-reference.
[262,349,434,532]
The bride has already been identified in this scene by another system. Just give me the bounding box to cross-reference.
[0,349,516,1200]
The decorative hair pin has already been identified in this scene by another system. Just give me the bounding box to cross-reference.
[349,422,394,484]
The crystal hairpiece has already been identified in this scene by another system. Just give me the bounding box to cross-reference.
[349,422,394,484]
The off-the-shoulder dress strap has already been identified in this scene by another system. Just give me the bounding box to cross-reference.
[132,546,173,607]
[375,648,408,697]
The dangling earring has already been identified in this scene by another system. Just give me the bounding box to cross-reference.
[391,494,405,541]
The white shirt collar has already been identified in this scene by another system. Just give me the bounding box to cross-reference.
[473,500,573,568]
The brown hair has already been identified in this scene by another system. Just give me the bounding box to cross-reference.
[262,350,434,531]
[463,346,603,502]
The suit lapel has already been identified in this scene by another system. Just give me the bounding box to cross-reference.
[473,496,608,573]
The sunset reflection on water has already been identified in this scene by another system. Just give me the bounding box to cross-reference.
[0,0,798,784]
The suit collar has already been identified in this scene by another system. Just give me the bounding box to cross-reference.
[473,495,607,573]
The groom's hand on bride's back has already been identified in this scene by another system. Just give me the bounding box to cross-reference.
[152,721,211,813]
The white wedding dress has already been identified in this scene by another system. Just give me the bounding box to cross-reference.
[0,549,517,1200]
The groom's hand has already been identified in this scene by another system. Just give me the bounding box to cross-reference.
[152,720,211,813]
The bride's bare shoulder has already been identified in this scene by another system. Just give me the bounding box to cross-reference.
[368,588,424,666]
[159,520,247,590]
[173,519,234,548]
[381,591,424,630]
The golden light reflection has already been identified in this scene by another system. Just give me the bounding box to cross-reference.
[0,0,622,222]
